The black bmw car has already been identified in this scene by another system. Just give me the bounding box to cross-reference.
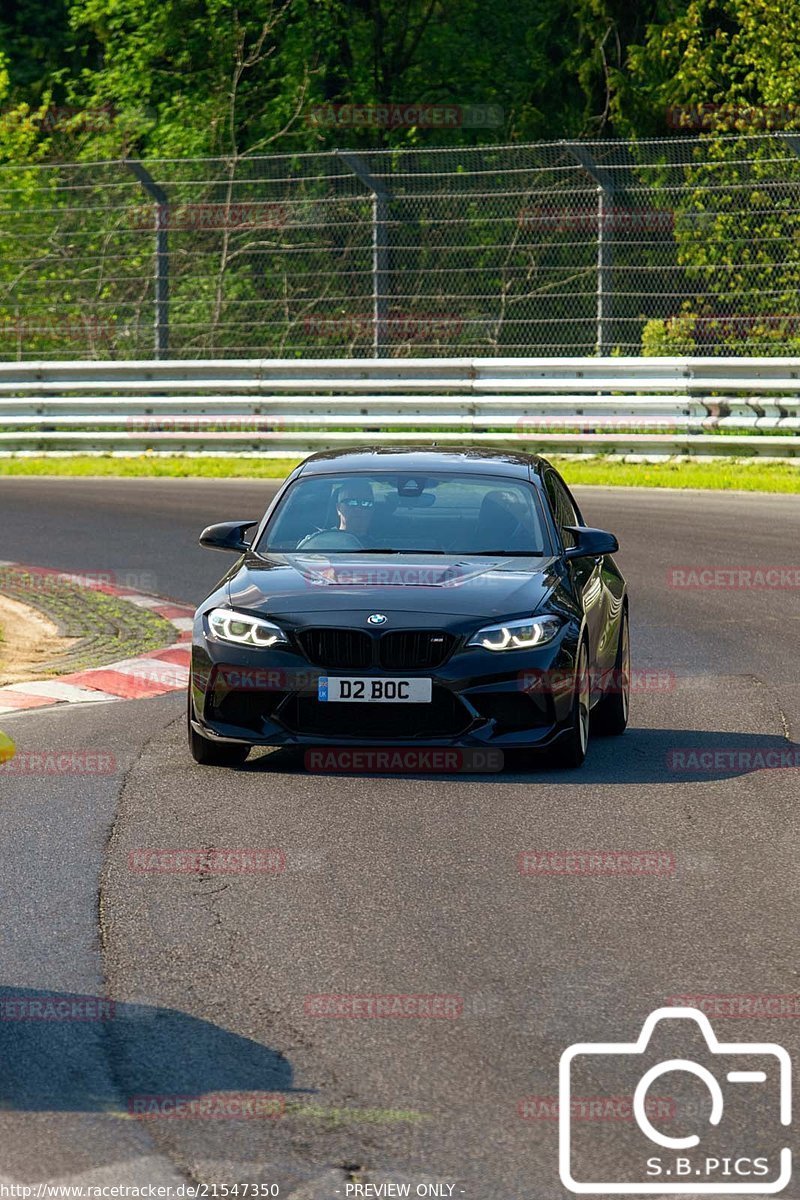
[189,448,629,769]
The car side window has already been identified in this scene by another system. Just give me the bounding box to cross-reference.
[544,471,579,549]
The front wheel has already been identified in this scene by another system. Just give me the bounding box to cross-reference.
[593,608,630,737]
[188,688,250,767]
[548,639,590,769]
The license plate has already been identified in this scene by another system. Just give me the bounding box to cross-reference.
[318,676,432,703]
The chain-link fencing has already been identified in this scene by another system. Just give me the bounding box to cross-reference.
[4,133,800,360]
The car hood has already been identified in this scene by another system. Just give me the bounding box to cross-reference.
[226,552,561,620]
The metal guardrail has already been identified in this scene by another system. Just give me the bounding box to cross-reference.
[2,356,800,459]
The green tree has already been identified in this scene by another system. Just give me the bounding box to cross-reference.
[620,0,800,354]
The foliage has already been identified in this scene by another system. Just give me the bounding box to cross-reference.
[0,0,668,162]
[4,0,800,361]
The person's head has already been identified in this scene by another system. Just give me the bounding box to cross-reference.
[476,488,527,544]
[336,478,374,534]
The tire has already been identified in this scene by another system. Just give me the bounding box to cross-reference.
[187,688,250,767]
[593,608,630,737]
[548,639,590,769]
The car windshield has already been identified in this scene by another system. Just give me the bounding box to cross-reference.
[257,471,548,555]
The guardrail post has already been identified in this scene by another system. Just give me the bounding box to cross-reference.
[563,144,615,356]
[126,160,170,359]
[336,151,391,357]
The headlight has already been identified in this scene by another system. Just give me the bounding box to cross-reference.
[467,614,562,651]
[207,607,288,648]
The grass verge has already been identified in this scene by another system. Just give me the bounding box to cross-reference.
[0,454,798,492]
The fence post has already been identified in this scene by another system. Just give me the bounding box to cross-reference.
[563,144,615,355]
[336,151,391,357]
[126,159,169,359]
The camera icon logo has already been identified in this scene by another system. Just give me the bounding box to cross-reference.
[559,1006,791,1194]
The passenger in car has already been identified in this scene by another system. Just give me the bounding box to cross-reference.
[476,489,533,550]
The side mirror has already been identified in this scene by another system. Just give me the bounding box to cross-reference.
[562,526,619,561]
[199,520,258,553]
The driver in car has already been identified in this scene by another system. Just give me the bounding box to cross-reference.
[296,479,375,548]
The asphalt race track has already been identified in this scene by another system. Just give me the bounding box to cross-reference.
[1,477,799,1198]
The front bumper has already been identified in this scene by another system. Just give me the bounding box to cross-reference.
[190,616,582,751]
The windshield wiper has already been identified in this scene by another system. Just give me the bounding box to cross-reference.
[279,546,546,556]
[352,547,546,556]
[355,548,448,555]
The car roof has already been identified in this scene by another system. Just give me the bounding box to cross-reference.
[296,446,551,479]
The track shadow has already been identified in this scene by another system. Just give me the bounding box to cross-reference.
[0,986,308,1113]
[240,727,800,786]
